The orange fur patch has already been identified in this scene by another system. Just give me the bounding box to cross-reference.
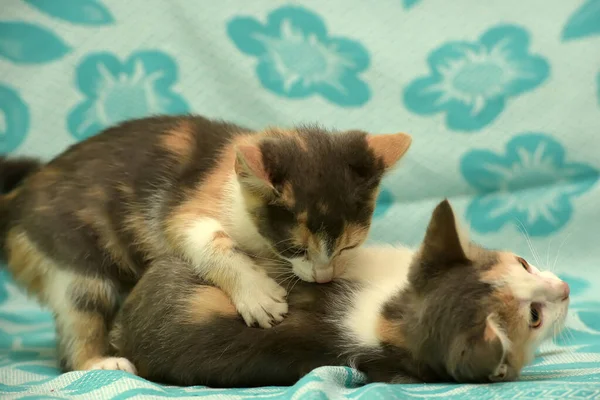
[376,316,404,347]
[183,285,237,323]
[490,286,530,372]
[6,228,49,295]
[212,231,234,252]
[166,134,256,243]
[265,127,308,151]
[280,181,296,208]
[161,120,196,163]
[480,252,517,283]
[336,222,369,252]
[73,312,111,370]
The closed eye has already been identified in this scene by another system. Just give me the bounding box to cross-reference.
[339,244,359,254]
[280,246,308,259]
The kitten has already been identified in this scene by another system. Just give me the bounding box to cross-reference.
[0,115,411,374]
[109,200,570,387]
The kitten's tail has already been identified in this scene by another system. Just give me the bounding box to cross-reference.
[0,156,42,262]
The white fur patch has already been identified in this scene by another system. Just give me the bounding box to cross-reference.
[184,218,224,260]
[341,245,414,347]
[88,357,137,374]
[182,210,288,329]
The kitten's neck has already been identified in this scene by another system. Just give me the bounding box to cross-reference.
[339,246,442,382]
[339,246,414,348]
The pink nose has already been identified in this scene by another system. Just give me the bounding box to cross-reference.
[314,269,333,283]
[562,281,570,301]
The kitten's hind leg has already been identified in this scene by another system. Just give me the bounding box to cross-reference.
[46,268,136,374]
[178,218,288,328]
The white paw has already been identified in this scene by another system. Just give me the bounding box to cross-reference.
[88,357,137,375]
[233,271,288,328]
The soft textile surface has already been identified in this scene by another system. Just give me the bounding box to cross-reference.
[1,0,600,398]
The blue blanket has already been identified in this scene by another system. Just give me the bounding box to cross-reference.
[1,0,600,398]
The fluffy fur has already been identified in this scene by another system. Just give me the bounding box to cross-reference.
[110,200,570,386]
[0,115,412,373]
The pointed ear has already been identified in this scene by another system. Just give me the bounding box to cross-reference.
[421,199,468,264]
[367,133,412,170]
[484,314,507,346]
[484,314,511,381]
[234,145,274,193]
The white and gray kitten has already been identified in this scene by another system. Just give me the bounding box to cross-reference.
[110,200,569,386]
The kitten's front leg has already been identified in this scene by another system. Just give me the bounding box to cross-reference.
[181,218,288,328]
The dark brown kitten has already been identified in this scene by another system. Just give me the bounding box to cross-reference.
[109,200,569,387]
[0,115,411,373]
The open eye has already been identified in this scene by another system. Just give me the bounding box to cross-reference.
[517,257,530,272]
[530,304,542,328]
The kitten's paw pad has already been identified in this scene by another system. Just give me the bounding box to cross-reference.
[88,357,137,374]
[234,274,288,329]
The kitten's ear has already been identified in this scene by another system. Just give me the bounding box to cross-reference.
[421,199,468,264]
[484,315,511,382]
[367,133,412,170]
[484,314,507,346]
[234,145,275,193]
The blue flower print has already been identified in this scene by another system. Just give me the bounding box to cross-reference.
[373,188,394,219]
[597,71,600,106]
[0,85,29,153]
[23,0,114,26]
[562,0,600,41]
[0,22,69,64]
[228,6,370,107]
[68,51,190,140]
[404,25,549,132]
[403,0,421,9]
[461,133,598,236]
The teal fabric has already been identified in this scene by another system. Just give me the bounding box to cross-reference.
[1,0,600,398]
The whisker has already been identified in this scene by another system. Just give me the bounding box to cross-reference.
[552,231,572,273]
[545,235,553,271]
[288,276,301,294]
[269,237,297,247]
[285,276,299,292]
[272,272,295,280]
[515,218,541,267]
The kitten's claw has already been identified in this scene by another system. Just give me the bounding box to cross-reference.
[233,271,288,328]
[86,357,137,375]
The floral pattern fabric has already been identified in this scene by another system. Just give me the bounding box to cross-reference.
[1,0,599,398]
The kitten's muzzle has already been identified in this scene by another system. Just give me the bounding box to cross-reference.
[314,267,333,283]
[561,281,570,301]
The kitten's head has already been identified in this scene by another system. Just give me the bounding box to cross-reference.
[383,200,569,383]
[235,127,411,283]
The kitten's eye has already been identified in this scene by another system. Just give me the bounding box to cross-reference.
[279,246,307,259]
[291,248,308,258]
[517,257,530,272]
[530,304,542,328]
[339,244,358,254]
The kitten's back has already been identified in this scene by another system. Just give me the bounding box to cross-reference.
[110,257,354,387]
